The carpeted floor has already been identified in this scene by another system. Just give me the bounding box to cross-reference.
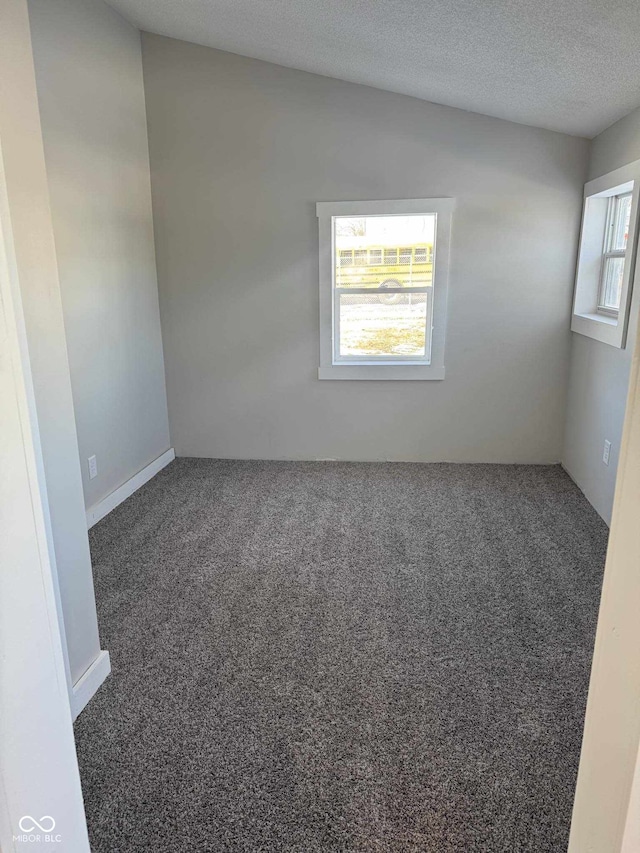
[75,459,608,852]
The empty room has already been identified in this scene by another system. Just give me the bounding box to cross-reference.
[3,0,640,850]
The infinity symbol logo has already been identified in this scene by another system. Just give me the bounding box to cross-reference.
[19,816,56,833]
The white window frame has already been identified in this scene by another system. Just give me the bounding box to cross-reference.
[316,198,454,380]
[572,161,640,349]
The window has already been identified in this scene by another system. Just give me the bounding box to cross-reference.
[317,198,454,380]
[597,192,631,315]
[572,161,640,348]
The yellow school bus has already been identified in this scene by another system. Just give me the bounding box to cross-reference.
[335,243,433,303]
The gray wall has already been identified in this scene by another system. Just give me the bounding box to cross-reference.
[2,0,101,688]
[142,34,589,465]
[28,0,170,512]
[563,106,640,524]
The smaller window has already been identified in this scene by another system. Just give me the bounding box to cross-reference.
[384,248,397,265]
[399,248,412,265]
[354,250,367,266]
[369,249,382,265]
[572,160,640,349]
[339,250,353,267]
[597,193,631,315]
[414,248,427,263]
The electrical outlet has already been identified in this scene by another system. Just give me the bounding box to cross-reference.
[602,440,611,466]
[88,454,98,479]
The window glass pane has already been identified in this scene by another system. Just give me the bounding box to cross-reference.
[338,292,427,357]
[334,214,435,289]
[611,194,632,252]
[333,214,436,361]
[600,256,625,311]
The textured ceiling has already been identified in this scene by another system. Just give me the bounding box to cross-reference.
[106,0,640,137]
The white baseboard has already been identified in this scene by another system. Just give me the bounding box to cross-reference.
[86,447,175,529]
[71,650,111,719]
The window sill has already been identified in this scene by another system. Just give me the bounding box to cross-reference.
[318,365,445,380]
[571,311,624,348]
[574,311,618,326]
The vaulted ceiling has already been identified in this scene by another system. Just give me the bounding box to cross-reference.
[107,0,640,137]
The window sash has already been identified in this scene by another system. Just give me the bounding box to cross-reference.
[333,287,433,364]
[597,253,625,315]
[607,193,632,253]
[597,193,632,315]
[335,286,429,294]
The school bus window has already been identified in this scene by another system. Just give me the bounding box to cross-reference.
[384,248,397,265]
[354,250,367,265]
[339,250,353,266]
[370,249,382,265]
[399,248,412,265]
[414,248,427,263]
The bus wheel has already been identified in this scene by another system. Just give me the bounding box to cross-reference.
[378,279,403,305]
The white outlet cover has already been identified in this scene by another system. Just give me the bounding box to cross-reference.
[88,455,98,479]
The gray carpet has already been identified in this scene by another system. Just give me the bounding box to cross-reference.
[75,459,608,852]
